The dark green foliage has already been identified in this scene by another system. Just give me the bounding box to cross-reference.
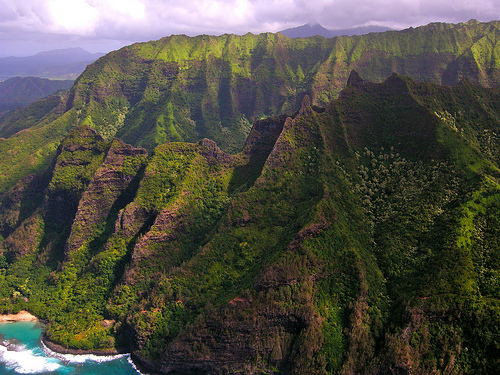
[4,20,500,196]
[0,77,73,114]
[3,44,500,374]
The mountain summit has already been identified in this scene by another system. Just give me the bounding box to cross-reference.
[279,23,334,38]
[279,23,392,38]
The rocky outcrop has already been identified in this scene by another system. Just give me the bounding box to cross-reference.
[43,126,108,231]
[64,139,147,257]
[0,173,48,238]
[1,214,44,262]
[115,202,151,238]
[197,139,232,166]
[41,334,123,356]
[241,114,288,157]
[130,205,186,264]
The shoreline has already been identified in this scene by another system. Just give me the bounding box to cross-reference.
[0,310,125,356]
[0,310,39,323]
[41,333,124,356]
[0,311,148,374]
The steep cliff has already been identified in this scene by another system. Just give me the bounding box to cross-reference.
[3,20,500,195]
[1,72,500,373]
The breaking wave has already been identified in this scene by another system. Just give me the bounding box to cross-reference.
[127,355,146,375]
[41,341,145,374]
[0,322,142,374]
[40,340,128,364]
[0,340,61,374]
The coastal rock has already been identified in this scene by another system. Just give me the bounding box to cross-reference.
[41,334,123,356]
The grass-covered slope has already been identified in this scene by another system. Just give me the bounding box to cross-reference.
[2,72,500,373]
[63,19,500,152]
[2,20,500,195]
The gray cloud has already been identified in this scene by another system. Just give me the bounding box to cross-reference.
[0,0,499,56]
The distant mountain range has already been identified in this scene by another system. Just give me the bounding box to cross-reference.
[279,23,392,38]
[0,76,73,113]
[0,48,104,80]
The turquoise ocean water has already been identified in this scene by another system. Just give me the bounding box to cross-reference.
[0,321,141,375]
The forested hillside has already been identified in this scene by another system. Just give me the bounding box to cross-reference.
[0,76,73,113]
[1,70,500,374]
[2,20,500,194]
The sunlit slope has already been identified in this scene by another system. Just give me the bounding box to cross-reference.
[2,72,500,373]
[69,19,500,151]
[2,20,500,194]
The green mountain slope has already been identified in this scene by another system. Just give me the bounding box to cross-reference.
[0,76,73,113]
[2,72,500,373]
[2,20,500,194]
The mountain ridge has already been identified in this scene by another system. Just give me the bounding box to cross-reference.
[1,71,500,373]
[2,19,500,197]
[279,23,392,38]
[0,76,73,114]
[0,48,104,80]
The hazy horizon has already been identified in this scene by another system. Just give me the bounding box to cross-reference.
[0,0,499,57]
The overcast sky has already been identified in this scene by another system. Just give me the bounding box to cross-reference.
[0,0,499,57]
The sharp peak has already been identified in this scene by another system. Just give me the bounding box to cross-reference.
[346,70,364,87]
[346,70,413,86]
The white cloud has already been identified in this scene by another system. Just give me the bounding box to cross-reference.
[100,0,146,23]
[44,0,147,35]
[0,0,500,55]
[4,0,500,36]
[48,0,99,34]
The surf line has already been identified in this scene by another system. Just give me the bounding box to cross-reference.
[40,339,128,363]
[0,311,146,375]
[0,340,61,374]
[41,342,148,375]
[40,337,147,374]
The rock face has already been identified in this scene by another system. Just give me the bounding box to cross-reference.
[64,139,147,257]
[3,72,500,374]
[4,20,500,196]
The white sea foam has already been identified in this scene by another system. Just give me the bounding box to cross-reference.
[127,355,148,375]
[0,343,61,374]
[42,346,145,375]
[40,340,128,364]
[49,351,127,364]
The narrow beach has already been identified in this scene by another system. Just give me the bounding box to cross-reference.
[0,311,38,323]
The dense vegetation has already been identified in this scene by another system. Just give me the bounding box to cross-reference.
[1,70,500,374]
[3,19,500,194]
[0,76,73,114]
[2,19,500,374]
